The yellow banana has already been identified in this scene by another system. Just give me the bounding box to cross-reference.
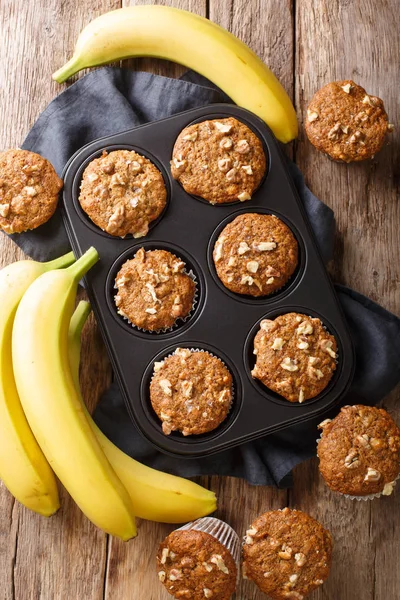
[12,248,136,540]
[52,6,297,143]
[0,252,75,516]
[69,301,217,523]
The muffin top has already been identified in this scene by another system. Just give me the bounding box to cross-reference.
[252,313,337,402]
[0,149,62,234]
[317,404,400,496]
[114,248,195,332]
[171,117,266,204]
[242,508,332,600]
[213,213,298,297]
[79,150,167,238]
[157,529,237,600]
[150,348,233,436]
[305,80,392,162]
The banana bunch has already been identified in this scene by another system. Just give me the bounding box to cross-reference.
[52,5,298,143]
[0,249,216,539]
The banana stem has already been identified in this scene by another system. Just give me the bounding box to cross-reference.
[44,251,76,271]
[69,301,91,388]
[52,57,82,83]
[67,247,99,281]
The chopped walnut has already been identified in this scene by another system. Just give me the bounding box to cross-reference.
[214,240,224,261]
[181,380,193,399]
[350,130,365,144]
[295,552,306,567]
[145,282,160,304]
[260,319,275,331]
[169,569,182,581]
[225,168,237,181]
[153,361,164,372]
[220,137,233,149]
[278,544,293,560]
[158,571,166,582]
[341,83,353,94]
[297,341,309,350]
[387,123,394,132]
[344,449,360,469]
[23,186,38,197]
[364,467,381,482]
[320,339,337,359]
[382,481,395,496]
[272,337,285,351]
[289,574,298,584]
[254,241,277,251]
[203,589,213,598]
[210,554,229,574]
[327,123,342,141]
[228,256,237,267]
[160,547,169,564]
[238,191,251,201]
[106,204,125,234]
[242,165,253,175]
[238,241,250,255]
[281,357,298,372]
[86,172,99,182]
[145,307,157,315]
[0,203,10,218]
[129,160,142,173]
[202,562,213,573]
[182,131,198,142]
[241,275,254,286]
[298,388,304,403]
[308,366,324,380]
[235,139,250,154]
[265,265,280,278]
[296,321,313,335]
[110,172,126,186]
[172,158,187,172]
[159,379,172,396]
[247,260,259,273]
[214,121,233,133]
[307,109,319,123]
[218,158,231,172]
[362,95,374,106]
[266,277,275,284]
[318,418,332,429]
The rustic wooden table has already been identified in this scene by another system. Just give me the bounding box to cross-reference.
[1,1,399,598]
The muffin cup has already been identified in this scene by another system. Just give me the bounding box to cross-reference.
[317,430,399,501]
[176,517,241,576]
[115,267,198,334]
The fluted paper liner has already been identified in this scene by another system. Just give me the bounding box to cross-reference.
[176,517,241,578]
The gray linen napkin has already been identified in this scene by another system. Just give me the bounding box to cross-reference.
[5,67,399,487]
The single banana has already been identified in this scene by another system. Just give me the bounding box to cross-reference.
[69,301,217,523]
[12,248,136,540]
[52,6,297,143]
[0,251,75,516]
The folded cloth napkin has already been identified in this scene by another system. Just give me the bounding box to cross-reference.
[7,67,400,487]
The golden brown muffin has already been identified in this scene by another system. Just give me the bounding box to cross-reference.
[150,348,232,436]
[213,213,298,296]
[317,405,400,497]
[171,117,266,204]
[252,313,337,402]
[157,528,237,600]
[0,149,62,234]
[114,248,195,332]
[242,508,332,600]
[79,150,167,237]
[305,80,393,162]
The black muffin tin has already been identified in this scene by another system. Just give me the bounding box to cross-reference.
[62,104,354,458]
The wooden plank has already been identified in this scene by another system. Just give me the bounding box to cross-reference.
[0,1,120,598]
[293,1,400,599]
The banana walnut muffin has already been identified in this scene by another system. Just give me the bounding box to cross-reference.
[171,117,266,204]
[242,508,332,600]
[252,312,337,402]
[150,348,233,436]
[305,80,393,162]
[114,248,195,332]
[317,405,400,497]
[156,526,237,600]
[0,149,62,234]
[79,149,167,238]
[213,213,298,296]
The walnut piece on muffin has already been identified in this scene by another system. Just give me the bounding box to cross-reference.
[252,312,337,402]
[150,348,233,436]
[79,149,167,238]
[171,117,267,204]
[0,149,62,234]
[305,80,393,162]
[317,404,400,497]
[157,528,237,600]
[213,213,298,297]
[242,508,332,600]
[114,248,195,332]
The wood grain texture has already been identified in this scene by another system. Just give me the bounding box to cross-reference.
[0,0,399,599]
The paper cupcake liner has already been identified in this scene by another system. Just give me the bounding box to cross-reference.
[316,428,400,500]
[176,517,241,577]
[150,347,235,424]
[114,266,198,334]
